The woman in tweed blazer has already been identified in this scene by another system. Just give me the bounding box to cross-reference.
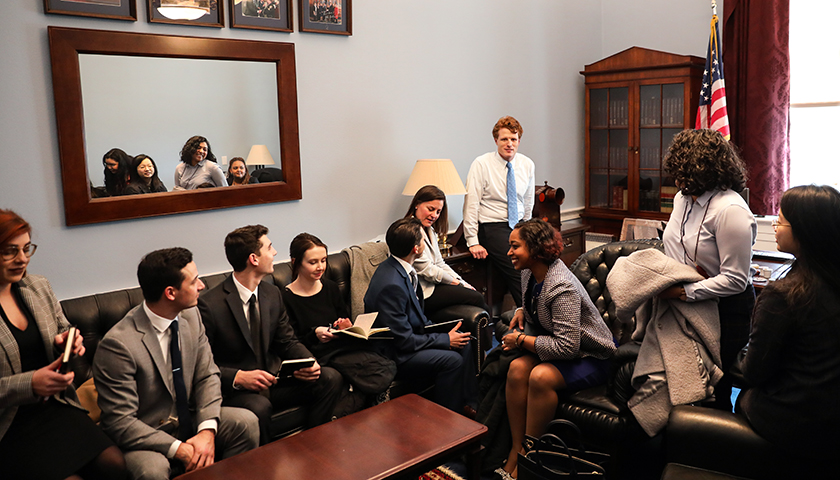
[497,219,616,479]
[0,210,125,480]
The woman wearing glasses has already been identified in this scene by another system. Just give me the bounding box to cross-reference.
[736,185,840,470]
[659,129,756,411]
[0,210,125,479]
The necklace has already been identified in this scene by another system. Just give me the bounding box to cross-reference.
[679,192,715,278]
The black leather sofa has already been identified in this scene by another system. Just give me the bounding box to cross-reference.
[61,247,489,440]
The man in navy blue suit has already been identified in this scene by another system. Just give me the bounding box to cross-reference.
[364,217,476,413]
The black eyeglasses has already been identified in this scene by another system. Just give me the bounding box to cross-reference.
[1,244,37,261]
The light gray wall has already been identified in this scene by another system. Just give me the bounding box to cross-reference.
[0,1,709,300]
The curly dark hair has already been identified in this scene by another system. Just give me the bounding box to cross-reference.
[179,135,217,165]
[662,129,747,196]
[513,218,563,265]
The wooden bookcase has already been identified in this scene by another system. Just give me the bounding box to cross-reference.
[580,47,705,237]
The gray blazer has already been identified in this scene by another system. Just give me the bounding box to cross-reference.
[93,303,222,455]
[0,274,82,441]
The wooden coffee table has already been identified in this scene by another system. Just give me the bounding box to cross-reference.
[177,394,488,480]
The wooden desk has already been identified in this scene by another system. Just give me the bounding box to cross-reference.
[176,394,487,480]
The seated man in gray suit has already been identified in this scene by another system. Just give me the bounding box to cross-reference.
[93,247,259,479]
[198,225,342,444]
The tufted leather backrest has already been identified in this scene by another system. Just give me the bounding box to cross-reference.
[61,251,352,387]
[568,239,663,344]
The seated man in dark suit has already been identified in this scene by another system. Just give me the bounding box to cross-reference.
[198,225,342,444]
[365,217,477,413]
[93,247,259,480]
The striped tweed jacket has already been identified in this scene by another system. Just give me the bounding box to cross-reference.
[0,274,82,441]
[521,259,616,362]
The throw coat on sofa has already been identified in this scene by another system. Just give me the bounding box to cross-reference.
[607,249,723,436]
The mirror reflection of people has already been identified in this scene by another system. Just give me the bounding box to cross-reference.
[102,148,133,197]
[125,154,167,195]
[226,157,257,186]
[173,136,228,190]
[403,185,488,318]
[736,185,840,472]
[0,209,127,480]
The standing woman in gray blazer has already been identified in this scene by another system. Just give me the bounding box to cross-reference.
[0,210,125,480]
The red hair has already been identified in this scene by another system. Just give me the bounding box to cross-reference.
[0,209,31,246]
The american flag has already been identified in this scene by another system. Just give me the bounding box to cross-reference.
[695,14,730,140]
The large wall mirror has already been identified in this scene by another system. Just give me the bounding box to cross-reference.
[48,27,301,226]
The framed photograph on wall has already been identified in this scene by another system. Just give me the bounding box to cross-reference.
[230,0,292,32]
[44,0,137,21]
[148,0,224,28]
[298,0,351,36]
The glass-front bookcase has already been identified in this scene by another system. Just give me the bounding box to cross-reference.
[581,47,705,237]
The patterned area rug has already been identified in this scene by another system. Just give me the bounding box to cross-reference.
[419,465,466,480]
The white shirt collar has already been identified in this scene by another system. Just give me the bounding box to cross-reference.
[143,301,177,334]
[494,151,515,167]
[231,273,259,306]
[392,255,415,278]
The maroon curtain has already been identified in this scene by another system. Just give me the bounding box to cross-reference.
[723,0,790,215]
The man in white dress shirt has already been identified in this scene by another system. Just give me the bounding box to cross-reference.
[463,116,535,307]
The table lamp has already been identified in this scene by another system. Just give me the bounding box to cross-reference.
[402,159,467,252]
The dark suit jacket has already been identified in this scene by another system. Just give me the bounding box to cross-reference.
[0,275,83,441]
[198,275,312,396]
[93,304,222,455]
[364,256,449,364]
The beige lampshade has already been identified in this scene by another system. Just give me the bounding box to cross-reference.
[402,159,467,196]
[245,145,276,166]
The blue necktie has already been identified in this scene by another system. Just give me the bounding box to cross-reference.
[506,161,518,229]
[169,321,192,441]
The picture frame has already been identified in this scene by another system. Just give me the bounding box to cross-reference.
[44,0,137,21]
[230,0,292,32]
[148,0,224,28]
[298,0,351,36]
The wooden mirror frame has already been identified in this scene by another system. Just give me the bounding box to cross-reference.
[48,26,302,226]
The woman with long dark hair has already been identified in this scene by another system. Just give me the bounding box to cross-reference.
[404,185,488,317]
[124,154,167,195]
[0,209,126,480]
[102,148,132,197]
[499,219,616,478]
[736,185,840,461]
[659,129,756,411]
[173,135,227,189]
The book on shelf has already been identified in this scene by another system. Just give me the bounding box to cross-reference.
[332,312,391,340]
[612,186,628,210]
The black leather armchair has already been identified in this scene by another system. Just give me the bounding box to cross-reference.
[663,405,832,479]
[62,248,489,441]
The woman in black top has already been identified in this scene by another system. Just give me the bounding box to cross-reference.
[737,185,840,462]
[124,154,167,195]
[281,233,353,359]
[0,209,125,480]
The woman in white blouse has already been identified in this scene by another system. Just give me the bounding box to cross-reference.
[173,135,228,190]
[404,185,487,317]
[659,129,756,412]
